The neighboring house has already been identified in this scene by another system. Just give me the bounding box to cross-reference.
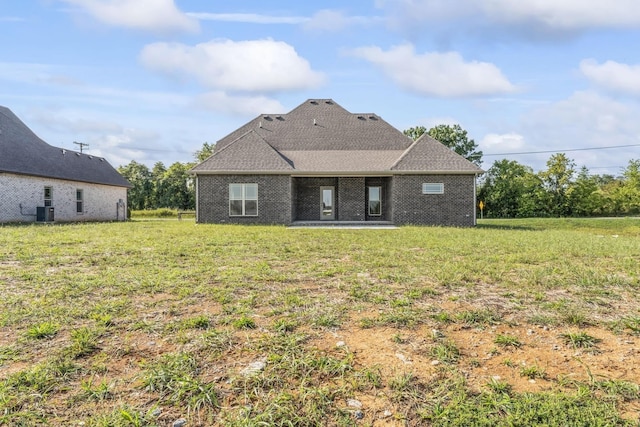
[0,106,131,223]
[191,99,483,226]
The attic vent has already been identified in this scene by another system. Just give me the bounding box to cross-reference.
[325,100,333,105]
[276,116,284,121]
[357,116,365,120]
[310,100,318,105]
[100,158,104,162]
[88,155,93,159]
[76,152,81,156]
[62,149,66,155]
[263,115,273,121]
[369,116,378,121]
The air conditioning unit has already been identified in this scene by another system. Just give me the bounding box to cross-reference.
[36,206,55,222]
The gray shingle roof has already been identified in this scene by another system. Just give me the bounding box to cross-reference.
[193,99,482,175]
[392,134,483,173]
[0,106,131,187]
[191,130,293,172]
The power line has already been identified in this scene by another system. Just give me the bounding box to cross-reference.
[484,143,640,157]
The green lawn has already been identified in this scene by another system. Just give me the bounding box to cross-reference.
[1,218,639,426]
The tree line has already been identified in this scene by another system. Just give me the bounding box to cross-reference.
[117,143,214,211]
[117,126,639,217]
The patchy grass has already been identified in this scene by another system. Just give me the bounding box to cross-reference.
[0,218,639,425]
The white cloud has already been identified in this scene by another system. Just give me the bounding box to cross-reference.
[1,16,25,22]
[186,12,308,25]
[60,0,199,33]
[139,39,325,93]
[194,92,285,116]
[303,9,381,32]
[519,91,640,172]
[480,133,526,152]
[376,0,640,36]
[580,59,640,96]
[349,43,516,97]
[29,110,123,134]
[88,128,161,166]
[482,0,640,31]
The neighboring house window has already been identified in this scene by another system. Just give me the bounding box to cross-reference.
[229,183,258,216]
[76,189,83,214]
[368,186,382,216]
[44,186,53,206]
[422,183,444,194]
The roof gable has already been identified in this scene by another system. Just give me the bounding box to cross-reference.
[392,134,483,173]
[215,99,413,152]
[0,106,131,187]
[192,130,293,172]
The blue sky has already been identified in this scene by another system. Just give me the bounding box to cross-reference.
[3,0,640,175]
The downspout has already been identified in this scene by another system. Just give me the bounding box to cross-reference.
[473,174,478,226]
[195,174,199,223]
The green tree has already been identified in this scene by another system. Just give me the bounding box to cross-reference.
[538,153,576,216]
[159,162,195,210]
[194,142,216,163]
[617,159,640,214]
[150,161,167,208]
[478,159,543,217]
[403,126,427,141]
[117,160,153,210]
[404,124,483,166]
[566,166,600,217]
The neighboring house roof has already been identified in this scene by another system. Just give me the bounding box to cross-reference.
[0,106,131,187]
[191,99,483,175]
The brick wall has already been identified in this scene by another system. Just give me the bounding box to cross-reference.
[195,174,476,226]
[337,177,365,221]
[0,173,128,223]
[392,174,477,226]
[196,174,292,224]
[293,177,337,221]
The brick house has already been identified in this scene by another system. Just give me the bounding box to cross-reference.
[191,99,483,226]
[0,106,131,223]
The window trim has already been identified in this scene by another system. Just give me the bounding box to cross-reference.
[422,183,444,194]
[44,186,53,207]
[368,186,382,216]
[76,189,84,214]
[229,183,258,217]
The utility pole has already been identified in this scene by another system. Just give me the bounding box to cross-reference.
[73,141,89,153]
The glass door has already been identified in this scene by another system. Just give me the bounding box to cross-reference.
[320,186,335,220]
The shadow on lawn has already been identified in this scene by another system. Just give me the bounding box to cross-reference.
[476,223,537,231]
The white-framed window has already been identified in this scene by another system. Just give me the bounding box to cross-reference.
[44,186,53,206]
[76,189,84,214]
[368,186,382,216]
[229,183,258,216]
[422,183,444,194]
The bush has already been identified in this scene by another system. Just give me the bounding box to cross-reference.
[130,209,178,218]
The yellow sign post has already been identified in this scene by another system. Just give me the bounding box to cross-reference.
[478,201,484,219]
